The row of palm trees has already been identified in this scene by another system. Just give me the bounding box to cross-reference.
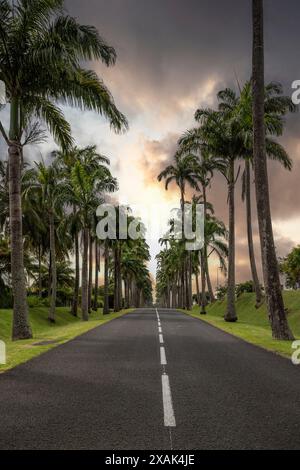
[0,0,153,340]
[0,147,153,326]
[156,1,296,341]
[156,202,228,312]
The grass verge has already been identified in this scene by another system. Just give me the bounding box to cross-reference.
[0,307,133,373]
[180,291,300,359]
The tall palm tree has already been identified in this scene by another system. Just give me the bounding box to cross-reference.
[66,163,100,321]
[92,238,100,311]
[178,136,227,305]
[0,0,128,340]
[252,0,294,339]
[188,109,242,321]
[103,239,110,315]
[33,161,66,323]
[219,82,295,307]
[63,157,117,320]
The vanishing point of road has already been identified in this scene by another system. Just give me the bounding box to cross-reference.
[0,308,299,450]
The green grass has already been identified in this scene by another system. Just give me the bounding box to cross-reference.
[0,307,133,372]
[181,291,300,358]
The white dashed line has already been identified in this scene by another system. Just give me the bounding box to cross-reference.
[162,374,176,428]
[160,346,167,365]
[156,309,176,433]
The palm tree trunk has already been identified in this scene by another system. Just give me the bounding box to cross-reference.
[202,183,215,303]
[184,258,190,310]
[48,212,56,323]
[88,235,93,313]
[81,228,89,321]
[38,243,42,298]
[200,250,207,315]
[9,97,32,340]
[103,241,110,315]
[188,253,193,308]
[48,255,52,301]
[125,277,130,309]
[205,259,215,303]
[181,267,185,308]
[225,160,237,322]
[167,278,171,308]
[93,240,99,311]
[118,245,122,310]
[196,272,200,306]
[172,280,177,308]
[114,244,120,312]
[252,0,293,339]
[128,279,132,307]
[245,159,262,306]
[71,232,79,317]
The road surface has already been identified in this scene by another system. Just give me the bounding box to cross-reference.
[0,308,299,450]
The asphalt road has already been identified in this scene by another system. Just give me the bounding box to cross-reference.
[0,308,300,450]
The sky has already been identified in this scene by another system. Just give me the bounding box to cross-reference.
[2,0,300,286]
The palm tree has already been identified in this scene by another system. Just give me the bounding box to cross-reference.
[92,238,100,311]
[63,156,117,320]
[188,109,242,321]
[33,161,67,323]
[0,0,128,340]
[252,0,294,339]
[218,82,295,307]
[67,163,99,321]
[158,153,200,216]
[103,239,110,315]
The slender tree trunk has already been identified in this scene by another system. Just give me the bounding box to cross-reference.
[129,279,132,307]
[48,254,52,300]
[245,159,262,306]
[9,97,32,340]
[200,250,207,315]
[88,235,93,313]
[205,259,215,303]
[172,280,177,308]
[136,288,141,308]
[103,241,110,315]
[188,254,193,308]
[38,244,42,298]
[195,272,200,306]
[167,278,171,308]
[81,228,89,321]
[184,258,190,310]
[225,160,238,322]
[71,232,79,317]
[125,277,130,309]
[114,244,120,312]
[48,212,56,323]
[181,267,185,308]
[93,240,99,311]
[201,183,214,303]
[118,245,122,310]
[252,0,293,339]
